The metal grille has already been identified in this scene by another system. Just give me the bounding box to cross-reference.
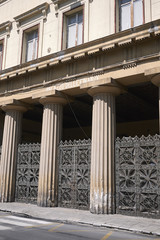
[115,134,160,218]
[58,139,91,210]
[15,143,40,203]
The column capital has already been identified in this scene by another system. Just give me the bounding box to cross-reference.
[88,85,122,97]
[1,100,28,113]
[151,74,160,87]
[39,96,67,106]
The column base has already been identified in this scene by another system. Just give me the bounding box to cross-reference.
[37,197,57,207]
[90,192,115,214]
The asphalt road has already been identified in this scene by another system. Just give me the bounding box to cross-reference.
[0,212,159,240]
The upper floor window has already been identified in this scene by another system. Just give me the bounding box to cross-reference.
[21,27,39,63]
[62,8,83,50]
[67,11,83,48]
[0,43,3,71]
[120,0,144,31]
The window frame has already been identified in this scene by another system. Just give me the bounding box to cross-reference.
[0,39,4,71]
[21,24,39,64]
[117,0,145,32]
[62,5,84,50]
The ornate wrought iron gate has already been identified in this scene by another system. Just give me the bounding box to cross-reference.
[58,139,91,210]
[115,135,160,218]
[15,143,40,203]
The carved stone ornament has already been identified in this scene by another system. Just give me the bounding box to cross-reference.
[14,2,49,29]
[0,21,11,36]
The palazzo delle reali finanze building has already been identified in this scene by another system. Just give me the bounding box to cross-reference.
[1,0,160,217]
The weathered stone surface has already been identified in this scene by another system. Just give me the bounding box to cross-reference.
[89,86,120,214]
[37,96,66,207]
[0,104,27,202]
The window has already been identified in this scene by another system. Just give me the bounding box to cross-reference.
[0,42,3,71]
[67,11,83,48]
[21,27,39,63]
[120,0,143,31]
[26,30,38,62]
[62,9,83,49]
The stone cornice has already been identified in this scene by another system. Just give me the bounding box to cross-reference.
[0,0,7,4]
[1,99,29,112]
[0,21,11,35]
[0,19,160,82]
[52,0,68,4]
[52,0,84,16]
[52,0,93,5]
[14,2,49,24]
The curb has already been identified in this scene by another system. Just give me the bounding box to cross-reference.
[0,208,160,237]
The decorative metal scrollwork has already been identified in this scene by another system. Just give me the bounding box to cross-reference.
[15,143,40,203]
[58,139,91,210]
[116,134,160,218]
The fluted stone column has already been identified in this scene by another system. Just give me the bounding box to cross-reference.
[151,75,160,133]
[88,86,121,214]
[158,86,160,133]
[38,96,66,207]
[0,104,27,202]
[0,111,4,197]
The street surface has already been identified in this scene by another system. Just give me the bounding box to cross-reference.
[0,212,159,240]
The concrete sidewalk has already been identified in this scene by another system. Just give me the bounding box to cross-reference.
[0,202,160,237]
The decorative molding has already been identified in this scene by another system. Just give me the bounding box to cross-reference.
[54,3,58,17]
[52,0,81,16]
[42,9,47,20]
[52,0,68,4]
[0,21,11,36]
[123,61,137,69]
[0,0,7,4]
[14,2,49,30]
[0,18,160,83]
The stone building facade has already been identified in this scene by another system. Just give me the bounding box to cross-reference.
[0,0,160,216]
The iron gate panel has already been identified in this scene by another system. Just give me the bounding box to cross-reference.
[15,143,40,203]
[58,139,91,210]
[115,135,160,218]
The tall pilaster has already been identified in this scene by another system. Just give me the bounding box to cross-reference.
[0,104,27,202]
[37,96,66,207]
[88,86,121,214]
